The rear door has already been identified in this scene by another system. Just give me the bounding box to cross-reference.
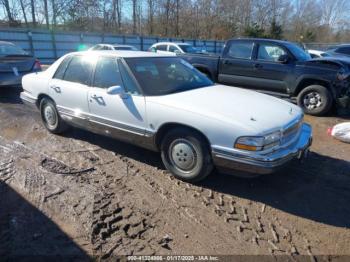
[252,42,293,93]
[218,40,257,88]
[87,56,147,140]
[48,55,94,124]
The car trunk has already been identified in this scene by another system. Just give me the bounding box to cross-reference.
[0,55,35,73]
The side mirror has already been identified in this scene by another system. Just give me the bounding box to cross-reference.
[174,50,181,54]
[278,54,290,63]
[106,85,128,99]
[149,47,157,53]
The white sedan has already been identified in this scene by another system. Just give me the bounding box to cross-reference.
[308,49,330,59]
[20,51,312,182]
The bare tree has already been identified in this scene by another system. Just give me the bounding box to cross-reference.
[30,0,36,26]
[51,0,57,28]
[19,0,29,27]
[1,0,14,24]
[132,0,137,34]
[147,0,155,35]
[43,0,50,28]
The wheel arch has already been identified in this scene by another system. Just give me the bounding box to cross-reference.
[36,93,55,108]
[154,122,211,151]
[294,78,335,98]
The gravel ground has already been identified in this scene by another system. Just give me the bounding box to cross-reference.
[0,87,350,260]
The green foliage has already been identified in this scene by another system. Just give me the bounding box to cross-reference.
[304,30,316,42]
[269,19,283,39]
[243,20,283,39]
[243,23,266,38]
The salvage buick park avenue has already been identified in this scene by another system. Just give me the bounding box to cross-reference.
[20,51,312,182]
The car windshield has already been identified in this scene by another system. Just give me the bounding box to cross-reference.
[0,43,28,57]
[178,44,199,53]
[114,46,138,51]
[285,43,311,61]
[125,57,213,96]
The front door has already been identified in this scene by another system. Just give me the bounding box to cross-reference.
[87,56,147,142]
[252,42,293,93]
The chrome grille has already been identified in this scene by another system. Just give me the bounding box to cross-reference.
[281,118,302,145]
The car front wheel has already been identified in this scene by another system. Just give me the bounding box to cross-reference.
[297,85,333,116]
[40,98,68,134]
[160,128,213,182]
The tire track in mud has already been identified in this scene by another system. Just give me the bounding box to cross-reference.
[0,132,317,257]
[87,153,161,258]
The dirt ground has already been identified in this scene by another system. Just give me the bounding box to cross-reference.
[0,87,349,260]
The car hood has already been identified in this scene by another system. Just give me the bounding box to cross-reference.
[147,85,303,134]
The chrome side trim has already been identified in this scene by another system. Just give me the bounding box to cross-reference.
[56,105,157,151]
[89,115,145,136]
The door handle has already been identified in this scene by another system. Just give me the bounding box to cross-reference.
[223,60,233,65]
[91,94,102,100]
[254,63,263,69]
[50,85,61,93]
[90,94,106,106]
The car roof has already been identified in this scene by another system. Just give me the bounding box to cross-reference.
[229,38,294,45]
[71,50,174,58]
[152,42,190,46]
[0,41,14,45]
[112,44,134,47]
[95,43,133,47]
[328,44,350,49]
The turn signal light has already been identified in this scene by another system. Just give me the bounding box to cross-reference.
[235,144,259,151]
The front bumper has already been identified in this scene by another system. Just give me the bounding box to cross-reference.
[212,123,312,175]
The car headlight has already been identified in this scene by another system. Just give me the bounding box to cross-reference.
[235,131,281,151]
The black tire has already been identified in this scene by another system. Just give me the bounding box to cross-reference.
[160,127,214,182]
[297,85,333,116]
[40,98,68,134]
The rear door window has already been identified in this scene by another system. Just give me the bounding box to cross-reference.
[156,45,168,51]
[63,56,94,85]
[227,42,254,59]
[53,56,72,80]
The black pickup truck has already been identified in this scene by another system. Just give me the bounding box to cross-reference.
[179,38,350,115]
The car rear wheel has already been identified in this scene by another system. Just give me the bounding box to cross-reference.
[297,85,333,116]
[40,98,68,134]
[160,128,213,182]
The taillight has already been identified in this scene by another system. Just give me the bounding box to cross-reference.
[33,59,42,70]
